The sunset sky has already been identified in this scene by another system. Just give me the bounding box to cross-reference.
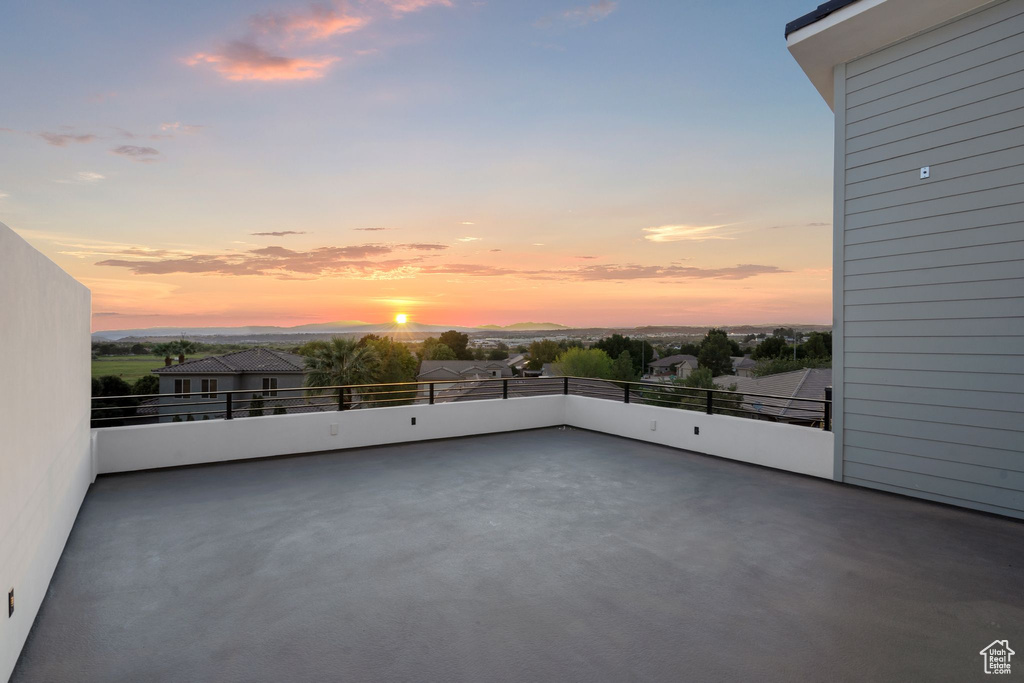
[0,0,834,331]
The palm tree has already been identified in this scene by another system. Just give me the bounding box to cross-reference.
[302,337,380,408]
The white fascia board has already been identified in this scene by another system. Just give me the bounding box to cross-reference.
[787,0,992,110]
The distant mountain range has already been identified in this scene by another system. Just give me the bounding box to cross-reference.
[91,320,571,340]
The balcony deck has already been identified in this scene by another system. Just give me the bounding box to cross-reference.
[13,428,1023,682]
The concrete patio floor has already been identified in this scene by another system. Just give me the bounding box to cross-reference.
[13,427,1023,682]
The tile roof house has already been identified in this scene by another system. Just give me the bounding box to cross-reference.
[647,354,699,379]
[731,356,757,378]
[152,349,307,421]
[417,360,512,382]
[714,368,832,425]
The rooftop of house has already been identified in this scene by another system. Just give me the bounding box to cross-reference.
[153,348,306,375]
[715,368,833,420]
[13,428,1022,682]
[648,354,698,369]
[731,356,756,370]
[418,360,513,379]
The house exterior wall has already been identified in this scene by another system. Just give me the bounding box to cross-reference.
[156,374,239,421]
[0,223,92,682]
[155,372,306,421]
[834,0,1024,518]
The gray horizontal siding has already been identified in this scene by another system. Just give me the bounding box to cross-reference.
[846,428,1024,471]
[846,0,1021,78]
[845,382,1024,413]
[844,334,1024,353]
[847,145,1024,199]
[846,124,1024,183]
[845,223,1024,260]
[845,351,1024,373]
[837,0,1024,517]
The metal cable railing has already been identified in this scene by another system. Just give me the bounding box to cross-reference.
[91,376,832,431]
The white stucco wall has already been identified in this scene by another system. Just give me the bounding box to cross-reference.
[94,396,569,474]
[565,396,835,479]
[93,394,834,480]
[0,222,92,682]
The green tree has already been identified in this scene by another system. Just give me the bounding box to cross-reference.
[773,327,795,339]
[557,348,613,379]
[248,394,265,417]
[129,343,147,355]
[421,339,458,361]
[752,336,788,360]
[528,339,561,365]
[439,330,472,360]
[594,334,655,375]
[301,337,380,408]
[153,339,199,363]
[91,375,138,427]
[360,336,419,406]
[801,331,831,359]
[641,368,743,416]
[131,375,160,396]
[697,329,734,377]
[487,346,509,361]
[753,357,832,377]
[610,350,637,382]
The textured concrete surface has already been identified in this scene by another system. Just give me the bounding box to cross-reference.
[12,428,1023,682]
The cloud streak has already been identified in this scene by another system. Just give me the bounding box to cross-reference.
[95,241,785,282]
[39,132,97,147]
[111,145,160,160]
[251,230,308,236]
[186,41,339,81]
[643,224,733,242]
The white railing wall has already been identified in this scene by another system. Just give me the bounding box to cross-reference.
[93,395,835,479]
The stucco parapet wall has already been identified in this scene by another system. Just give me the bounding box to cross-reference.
[92,395,835,480]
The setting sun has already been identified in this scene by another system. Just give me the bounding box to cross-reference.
[395,313,408,324]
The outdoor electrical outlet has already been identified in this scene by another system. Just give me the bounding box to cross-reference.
[694,426,700,436]
[8,588,13,617]
[920,166,930,179]
[411,417,417,426]
[330,423,338,436]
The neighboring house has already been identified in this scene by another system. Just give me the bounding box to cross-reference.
[788,0,1024,516]
[505,354,528,372]
[647,354,699,379]
[732,356,756,378]
[713,368,832,426]
[417,360,512,382]
[152,348,306,421]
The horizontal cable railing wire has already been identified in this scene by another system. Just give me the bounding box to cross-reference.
[91,376,831,431]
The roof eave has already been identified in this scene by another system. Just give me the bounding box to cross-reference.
[786,0,991,110]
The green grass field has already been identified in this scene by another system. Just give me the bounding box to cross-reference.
[92,355,212,383]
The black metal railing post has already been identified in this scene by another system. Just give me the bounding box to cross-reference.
[338,387,346,411]
[225,393,233,420]
[503,379,509,399]
[429,383,435,405]
[624,383,630,403]
[823,387,832,432]
[705,389,713,415]
[563,377,569,395]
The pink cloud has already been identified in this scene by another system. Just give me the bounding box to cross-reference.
[251,5,369,41]
[185,41,339,81]
[379,0,453,16]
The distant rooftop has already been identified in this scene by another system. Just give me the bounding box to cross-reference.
[153,348,305,374]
